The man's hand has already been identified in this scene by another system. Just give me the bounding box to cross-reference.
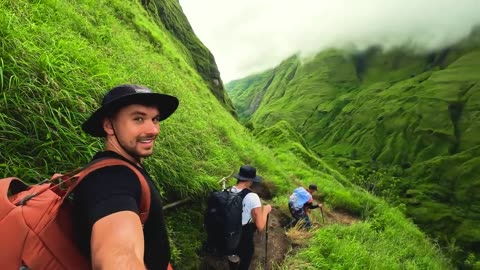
[264,204,272,214]
[318,203,323,208]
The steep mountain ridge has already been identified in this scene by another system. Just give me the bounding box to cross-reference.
[142,0,236,115]
[227,28,480,265]
[0,0,459,268]
[227,29,480,164]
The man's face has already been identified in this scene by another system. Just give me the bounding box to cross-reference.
[106,104,161,160]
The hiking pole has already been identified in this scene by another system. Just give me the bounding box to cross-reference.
[217,170,235,190]
[320,207,325,224]
[264,213,270,270]
[217,177,227,190]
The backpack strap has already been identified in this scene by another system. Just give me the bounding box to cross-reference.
[226,186,251,198]
[238,189,252,224]
[63,158,151,224]
[238,188,251,199]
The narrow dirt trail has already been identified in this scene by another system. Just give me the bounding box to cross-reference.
[248,205,359,270]
[200,181,360,270]
[250,208,290,270]
[201,205,359,270]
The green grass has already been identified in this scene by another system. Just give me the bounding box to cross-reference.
[0,0,240,266]
[227,29,480,267]
[281,208,450,270]
[144,0,236,115]
[253,120,451,269]
[0,0,455,269]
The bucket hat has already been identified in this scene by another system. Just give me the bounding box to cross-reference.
[82,84,179,137]
[233,165,262,183]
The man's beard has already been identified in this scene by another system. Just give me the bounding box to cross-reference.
[122,137,156,161]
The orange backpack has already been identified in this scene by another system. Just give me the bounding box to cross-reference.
[0,158,151,270]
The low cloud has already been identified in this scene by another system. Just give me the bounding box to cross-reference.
[179,0,480,82]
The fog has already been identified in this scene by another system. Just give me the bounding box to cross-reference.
[179,0,480,82]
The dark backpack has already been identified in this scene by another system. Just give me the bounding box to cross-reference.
[204,187,251,256]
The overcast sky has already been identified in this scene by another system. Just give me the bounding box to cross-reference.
[179,0,480,82]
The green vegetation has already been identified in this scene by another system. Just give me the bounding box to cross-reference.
[0,0,454,269]
[227,27,480,267]
[142,0,236,115]
[282,210,449,270]
[0,1,246,267]
[257,121,451,269]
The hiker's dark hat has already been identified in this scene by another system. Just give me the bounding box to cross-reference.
[309,184,318,191]
[233,165,262,183]
[82,84,179,137]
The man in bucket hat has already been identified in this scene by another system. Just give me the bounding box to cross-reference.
[229,165,272,270]
[73,84,178,269]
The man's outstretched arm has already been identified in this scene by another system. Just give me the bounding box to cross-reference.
[91,211,145,270]
[305,201,322,209]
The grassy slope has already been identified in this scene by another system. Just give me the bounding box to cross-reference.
[226,68,276,122]
[0,0,451,269]
[257,121,450,269]
[0,0,259,267]
[143,0,236,116]
[226,30,480,266]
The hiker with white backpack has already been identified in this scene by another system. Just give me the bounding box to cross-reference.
[285,184,323,229]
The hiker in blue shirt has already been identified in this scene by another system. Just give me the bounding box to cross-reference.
[285,184,322,229]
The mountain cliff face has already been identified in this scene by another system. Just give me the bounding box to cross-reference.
[227,28,480,264]
[0,0,237,267]
[228,30,480,164]
[0,0,465,268]
[142,0,236,116]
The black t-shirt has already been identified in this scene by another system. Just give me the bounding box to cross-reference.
[72,151,171,270]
